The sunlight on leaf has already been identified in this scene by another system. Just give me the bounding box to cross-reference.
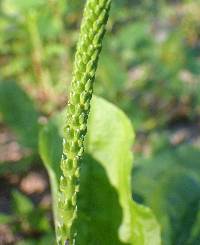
[39,96,161,244]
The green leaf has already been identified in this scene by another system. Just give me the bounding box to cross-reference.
[85,96,161,244]
[0,213,13,224]
[189,203,200,244]
[26,209,51,233]
[133,145,200,245]
[12,190,34,215]
[39,96,161,244]
[39,116,62,231]
[76,154,127,245]
[0,81,39,150]
[11,190,51,235]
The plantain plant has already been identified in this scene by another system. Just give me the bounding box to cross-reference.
[57,0,111,244]
[39,0,161,244]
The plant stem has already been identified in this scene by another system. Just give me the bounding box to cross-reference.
[58,0,111,244]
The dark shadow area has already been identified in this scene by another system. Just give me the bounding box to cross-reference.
[76,154,128,245]
[132,145,200,245]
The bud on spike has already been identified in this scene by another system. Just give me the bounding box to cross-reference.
[57,0,112,244]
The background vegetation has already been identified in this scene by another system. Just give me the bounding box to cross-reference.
[0,0,200,244]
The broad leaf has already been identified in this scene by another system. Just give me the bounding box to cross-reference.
[85,96,161,244]
[39,96,161,244]
[0,81,39,150]
[12,190,34,215]
[39,117,62,231]
[133,145,200,245]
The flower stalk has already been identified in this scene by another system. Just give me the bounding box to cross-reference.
[57,0,111,244]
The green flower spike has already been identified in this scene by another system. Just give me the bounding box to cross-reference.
[58,0,111,244]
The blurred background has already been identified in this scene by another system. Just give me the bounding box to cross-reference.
[0,0,200,244]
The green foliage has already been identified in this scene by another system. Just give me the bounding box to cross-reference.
[5,0,45,12]
[16,234,55,245]
[86,97,160,244]
[0,213,13,224]
[1,0,199,123]
[0,81,39,149]
[12,190,34,214]
[0,190,55,244]
[133,145,200,245]
[0,1,199,244]
[39,117,62,241]
[39,96,161,245]
[11,190,51,232]
[96,1,200,130]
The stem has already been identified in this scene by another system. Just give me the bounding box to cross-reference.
[26,11,55,101]
[58,0,111,244]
